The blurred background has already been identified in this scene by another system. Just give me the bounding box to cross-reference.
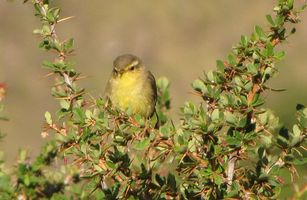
[0,0,306,198]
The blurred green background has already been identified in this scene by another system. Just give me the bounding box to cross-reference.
[0,0,306,198]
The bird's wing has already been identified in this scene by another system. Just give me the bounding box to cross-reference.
[147,70,160,126]
[147,70,157,104]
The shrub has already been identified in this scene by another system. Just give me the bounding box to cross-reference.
[0,0,306,199]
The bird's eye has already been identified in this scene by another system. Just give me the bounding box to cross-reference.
[130,66,135,71]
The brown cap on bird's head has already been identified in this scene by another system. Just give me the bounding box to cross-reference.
[113,54,141,71]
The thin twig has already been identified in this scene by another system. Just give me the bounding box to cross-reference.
[226,155,237,190]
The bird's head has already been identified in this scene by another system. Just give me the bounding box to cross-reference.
[112,54,143,77]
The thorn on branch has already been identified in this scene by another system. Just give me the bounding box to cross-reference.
[58,16,75,23]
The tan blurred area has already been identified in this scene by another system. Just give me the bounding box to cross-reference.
[0,0,306,165]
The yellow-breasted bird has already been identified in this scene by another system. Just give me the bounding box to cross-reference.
[105,54,157,118]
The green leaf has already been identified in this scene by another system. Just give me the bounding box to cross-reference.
[226,135,241,147]
[243,81,253,91]
[192,79,206,93]
[251,93,265,107]
[19,149,28,163]
[291,124,301,146]
[73,108,86,122]
[33,28,42,35]
[275,15,285,26]
[228,53,237,66]
[240,35,248,47]
[94,164,103,172]
[258,111,269,125]
[258,147,266,159]
[167,173,177,192]
[247,63,258,75]
[292,157,307,165]
[44,111,52,125]
[287,0,294,9]
[42,60,55,70]
[24,174,30,186]
[234,76,243,87]
[85,109,92,119]
[216,60,225,72]
[46,12,55,22]
[51,8,60,21]
[237,117,247,128]
[225,182,239,197]
[207,70,215,82]
[150,112,159,127]
[157,77,170,91]
[160,124,173,138]
[252,52,260,60]
[60,99,70,110]
[155,174,165,187]
[33,3,42,15]
[211,109,220,121]
[213,173,223,186]
[255,25,265,38]
[42,25,51,35]
[134,114,145,127]
[277,128,290,148]
[38,39,51,50]
[266,15,275,26]
[106,160,116,169]
[64,38,74,51]
[301,4,307,12]
[80,143,87,154]
[133,138,150,151]
[225,111,237,126]
[264,42,274,57]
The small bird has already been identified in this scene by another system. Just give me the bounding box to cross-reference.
[105,54,157,118]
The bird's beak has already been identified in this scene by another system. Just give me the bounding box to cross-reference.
[114,67,119,73]
[113,67,124,76]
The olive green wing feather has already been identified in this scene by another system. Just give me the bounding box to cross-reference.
[147,70,157,105]
[147,70,160,127]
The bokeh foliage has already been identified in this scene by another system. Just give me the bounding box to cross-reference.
[0,0,306,199]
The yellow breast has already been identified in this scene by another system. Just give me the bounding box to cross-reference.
[109,70,155,118]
